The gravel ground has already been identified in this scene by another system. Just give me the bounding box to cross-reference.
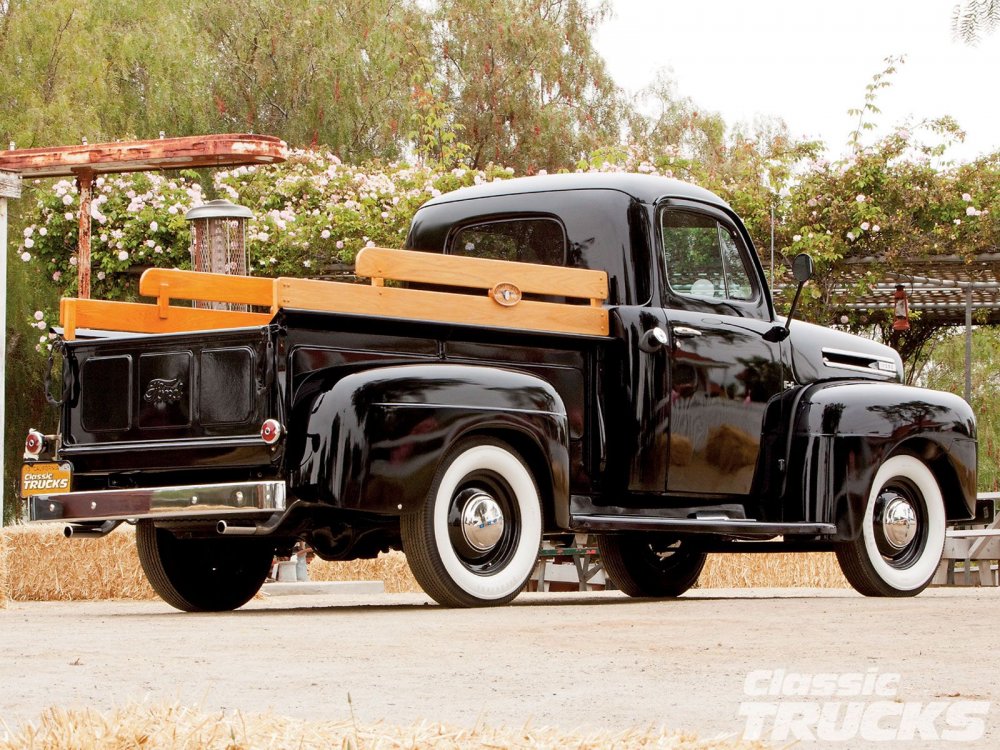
[2,587,998,748]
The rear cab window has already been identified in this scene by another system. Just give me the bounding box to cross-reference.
[448,217,566,266]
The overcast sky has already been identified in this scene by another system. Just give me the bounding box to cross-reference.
[594,0,1000,162]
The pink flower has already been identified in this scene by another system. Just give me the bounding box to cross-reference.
[52,271,62,281]
[20,252,30,261]
[320,229,331,239]
[336,240,344,249]
[962,193,972,202]
[34,310,44,320]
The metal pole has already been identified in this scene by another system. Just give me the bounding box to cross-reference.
[965,284,973,403]
[769,202,775,289]
[1,170,22,527]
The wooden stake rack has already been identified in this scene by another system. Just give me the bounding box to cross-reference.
[59,247,610,340]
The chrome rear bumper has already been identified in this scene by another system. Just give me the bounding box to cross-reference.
[28,481,287,523]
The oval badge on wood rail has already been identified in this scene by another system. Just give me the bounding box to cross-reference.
[491,282,522,307]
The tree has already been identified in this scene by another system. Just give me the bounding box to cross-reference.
[952,0,1000,43]
[432,0,621,172]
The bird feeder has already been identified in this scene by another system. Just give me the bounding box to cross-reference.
[892,284,910,332]
[186,199,253,310]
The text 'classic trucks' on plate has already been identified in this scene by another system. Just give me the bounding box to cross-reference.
[23,174,976,611]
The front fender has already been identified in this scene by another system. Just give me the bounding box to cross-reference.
[287,364,569,518]
[786,381,976,539]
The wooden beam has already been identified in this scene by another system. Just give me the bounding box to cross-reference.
[0,134,287,178]
[140,268,276,310]
[59,298,272,340]
[277,277,609,337]
[76,171,93,298]
[356,247,608,301]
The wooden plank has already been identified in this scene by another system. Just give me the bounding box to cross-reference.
[0,170,21,199]
[0,134,287,178]
[356,247,608,301]
[140,268,276,309]
[277,278,609,337]
[60,298,271,340]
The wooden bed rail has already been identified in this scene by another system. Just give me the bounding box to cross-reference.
[59,248,610,340]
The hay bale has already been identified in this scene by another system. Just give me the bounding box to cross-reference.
[309,551,420,593]
[700,552,848,589]
[0,530,8,609]
[0,703,773,749]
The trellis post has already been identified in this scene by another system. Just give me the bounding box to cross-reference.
[1,169,23,527]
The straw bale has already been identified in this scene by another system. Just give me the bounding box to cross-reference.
[0,530,8,609]
[0,525,849,602]
[0,703,773,749]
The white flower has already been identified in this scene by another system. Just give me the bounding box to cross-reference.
[39,227,47,236]
[62,194,73,206]
[150,221,158,232]
[963,193,972,202]
[118,250,129,261]
[97,271,106,280]
[23,237,34,248]
[36,321,46,330]
[380,211,389,219]
[145,239,156,248]
[168,206,178,215]
[303,260,312,268]
[34,310,44,321]
[966,206,978,216]
[954,219,962,225]
[269,256,277,264]
[860,222,870,231]
[23,226,33,237]
[20,251,30,261]
[65,212,73,221]
[855,194,866,203]
[154,246,162,254]
[39,335,47,343]
[69,256,78,266]
[792,235,801,242]
[336,240,344,249]
[365,240,375,248]
[872,225,880,233]
[846,232,855,241]
[320,229,331,239]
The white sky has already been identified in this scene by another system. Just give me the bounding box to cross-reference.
[594,0,1000,162]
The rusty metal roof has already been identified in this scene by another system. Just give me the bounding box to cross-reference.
[0,134,287,178]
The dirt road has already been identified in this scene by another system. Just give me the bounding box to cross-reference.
[2,588,998,748]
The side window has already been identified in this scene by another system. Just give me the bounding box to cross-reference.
[449,218,565,266]
[660,209,755,301]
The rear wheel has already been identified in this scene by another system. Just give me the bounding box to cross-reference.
[401,438,542,608]
[136,521,274,612]
[835,454,945,597]
[598,533,706,597]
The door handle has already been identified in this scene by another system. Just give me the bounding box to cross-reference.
[672,326,702,339]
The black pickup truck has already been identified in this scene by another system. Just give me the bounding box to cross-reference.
[24,173,976,610]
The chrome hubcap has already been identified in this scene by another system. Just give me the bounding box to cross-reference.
[461,492,505,552]
[880,494,918,549]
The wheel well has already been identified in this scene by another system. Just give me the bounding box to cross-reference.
[462,427,557,532]
[894,438,970,521]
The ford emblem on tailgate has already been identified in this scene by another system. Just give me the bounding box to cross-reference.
[144,377,185,406]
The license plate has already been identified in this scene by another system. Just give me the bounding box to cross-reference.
[20,462,73,498]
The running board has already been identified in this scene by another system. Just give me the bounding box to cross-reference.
[569,514,837,537]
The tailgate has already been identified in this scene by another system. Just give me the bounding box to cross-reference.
[59,326,277,474]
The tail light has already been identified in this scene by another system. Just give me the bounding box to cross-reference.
[25,429,46,458]
[260,419,283,445]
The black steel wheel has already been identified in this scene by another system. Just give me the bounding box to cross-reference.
[401,437,542,608]
[136,520,274,612]
[598,533,706,597]
[835,454,945,597]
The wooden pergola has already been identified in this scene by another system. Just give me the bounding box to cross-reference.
[0,134,287,298]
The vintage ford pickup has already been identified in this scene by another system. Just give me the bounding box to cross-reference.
[23,173,976,610]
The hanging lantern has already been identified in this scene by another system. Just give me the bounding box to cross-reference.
[892,284,910,331]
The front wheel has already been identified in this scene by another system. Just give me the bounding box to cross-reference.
[136,521,274,612]
[401,438,542,607]
[597,533,706,597]
[835,454,946,597]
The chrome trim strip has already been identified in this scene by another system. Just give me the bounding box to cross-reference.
[821,347,897,376]
[28,481,286,523]
[821,346,897,365]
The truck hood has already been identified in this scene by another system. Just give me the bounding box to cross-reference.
[786,320,903,384]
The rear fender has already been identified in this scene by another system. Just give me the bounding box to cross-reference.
[287,364,569,519]
[786,381,976,540]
